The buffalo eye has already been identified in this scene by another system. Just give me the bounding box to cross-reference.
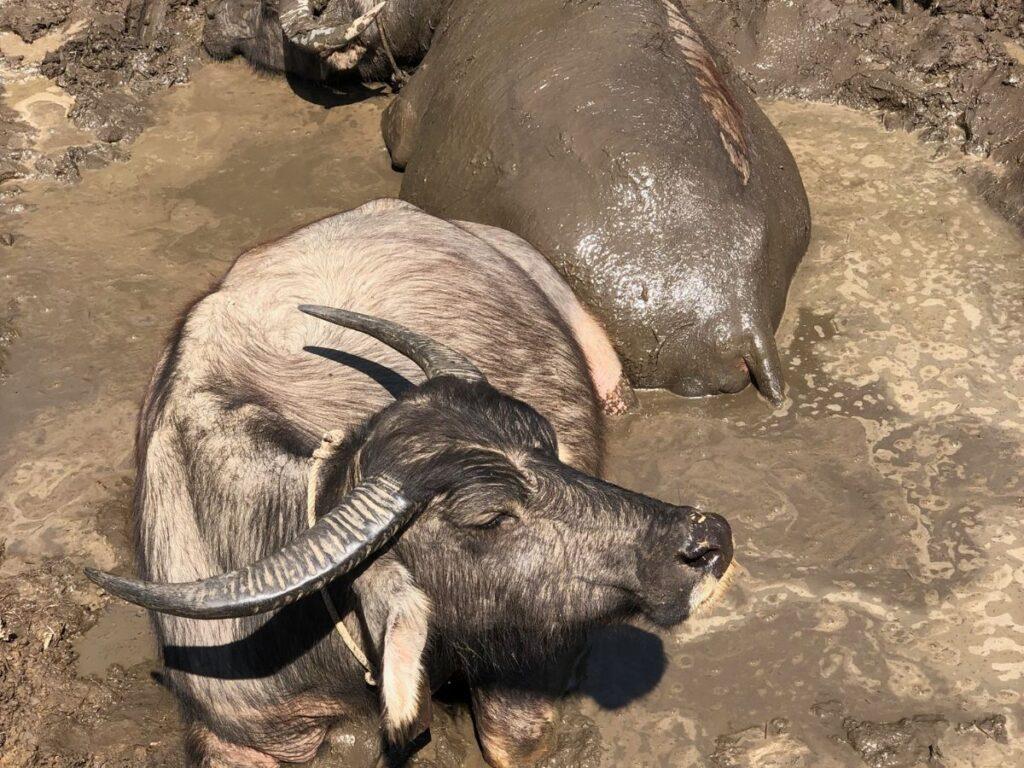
[469,510,518,531]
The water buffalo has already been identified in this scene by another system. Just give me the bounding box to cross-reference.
[202,0,811,404]
[87,199,733,766]
[384,0,812,402]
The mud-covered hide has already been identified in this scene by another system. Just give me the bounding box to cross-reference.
[202,0,446,85]
[383,0,811,401]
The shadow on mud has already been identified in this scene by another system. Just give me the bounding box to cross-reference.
[161,600,668,716]
[284,71,387,109]
[581,625,667,710]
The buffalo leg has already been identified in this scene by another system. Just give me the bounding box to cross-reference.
[185,721,280,768]
[381,61,436,170]
[470,685,558,768]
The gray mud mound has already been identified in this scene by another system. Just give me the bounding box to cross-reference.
[688,0,1024,233]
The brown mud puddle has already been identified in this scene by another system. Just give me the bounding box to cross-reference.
[1,62,1022,766]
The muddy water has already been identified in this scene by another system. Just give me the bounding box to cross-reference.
[581,103,1024,767]
[0,60,399,576]
[2,62,1022,766]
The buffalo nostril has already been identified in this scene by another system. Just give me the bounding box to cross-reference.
[678,544,722,572]
[678,510,733,578]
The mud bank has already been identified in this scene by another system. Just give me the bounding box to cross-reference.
[0,58,1022,765]
[688,0,1024,234]
[0,0,204,200]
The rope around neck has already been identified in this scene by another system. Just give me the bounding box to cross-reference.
[374,6,409,87]
[307,430,377,687]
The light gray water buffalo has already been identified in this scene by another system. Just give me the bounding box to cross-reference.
[87,199,733,767]
[202,0,811,404]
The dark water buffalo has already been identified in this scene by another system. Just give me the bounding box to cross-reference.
[384,0,811,402]
[87,200,733,766]
[203,0,811,403]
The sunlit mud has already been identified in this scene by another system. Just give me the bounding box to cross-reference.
[579,102,1024,767]
[0,62,1020,766]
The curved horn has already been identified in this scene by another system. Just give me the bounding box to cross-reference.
[85,476,413,619]
[299,305,486,383]
[279,0,386,55]
[743,326,786,406]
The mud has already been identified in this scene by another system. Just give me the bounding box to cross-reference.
[0,557,180,766]
[0,0,204,201]
[687,0,1024,235]
[1,48,1023,768]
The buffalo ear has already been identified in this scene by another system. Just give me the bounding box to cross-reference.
[379,582,433,742]
[353,560,433,746]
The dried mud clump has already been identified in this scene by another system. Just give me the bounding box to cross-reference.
[0,86,32,188]
[688,0,1024,233]
[710,719,815,768]
[841,713,1010,767]
[0,0,72,44]
[0,556,180,767]
[843,714,950,768]
[0,0,207,193]
[38,0,205,146]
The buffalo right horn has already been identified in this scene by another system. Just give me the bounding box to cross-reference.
[86,475,413,619]
[299,305,486,383]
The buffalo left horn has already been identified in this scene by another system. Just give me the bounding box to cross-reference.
[278,0,387,55]
[299,305,486,383]
[85,475,414,619]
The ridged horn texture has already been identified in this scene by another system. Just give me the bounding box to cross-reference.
[85,476,412,619]
[299,304,486,382]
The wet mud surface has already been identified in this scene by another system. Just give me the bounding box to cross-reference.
[1,57,1023,768]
